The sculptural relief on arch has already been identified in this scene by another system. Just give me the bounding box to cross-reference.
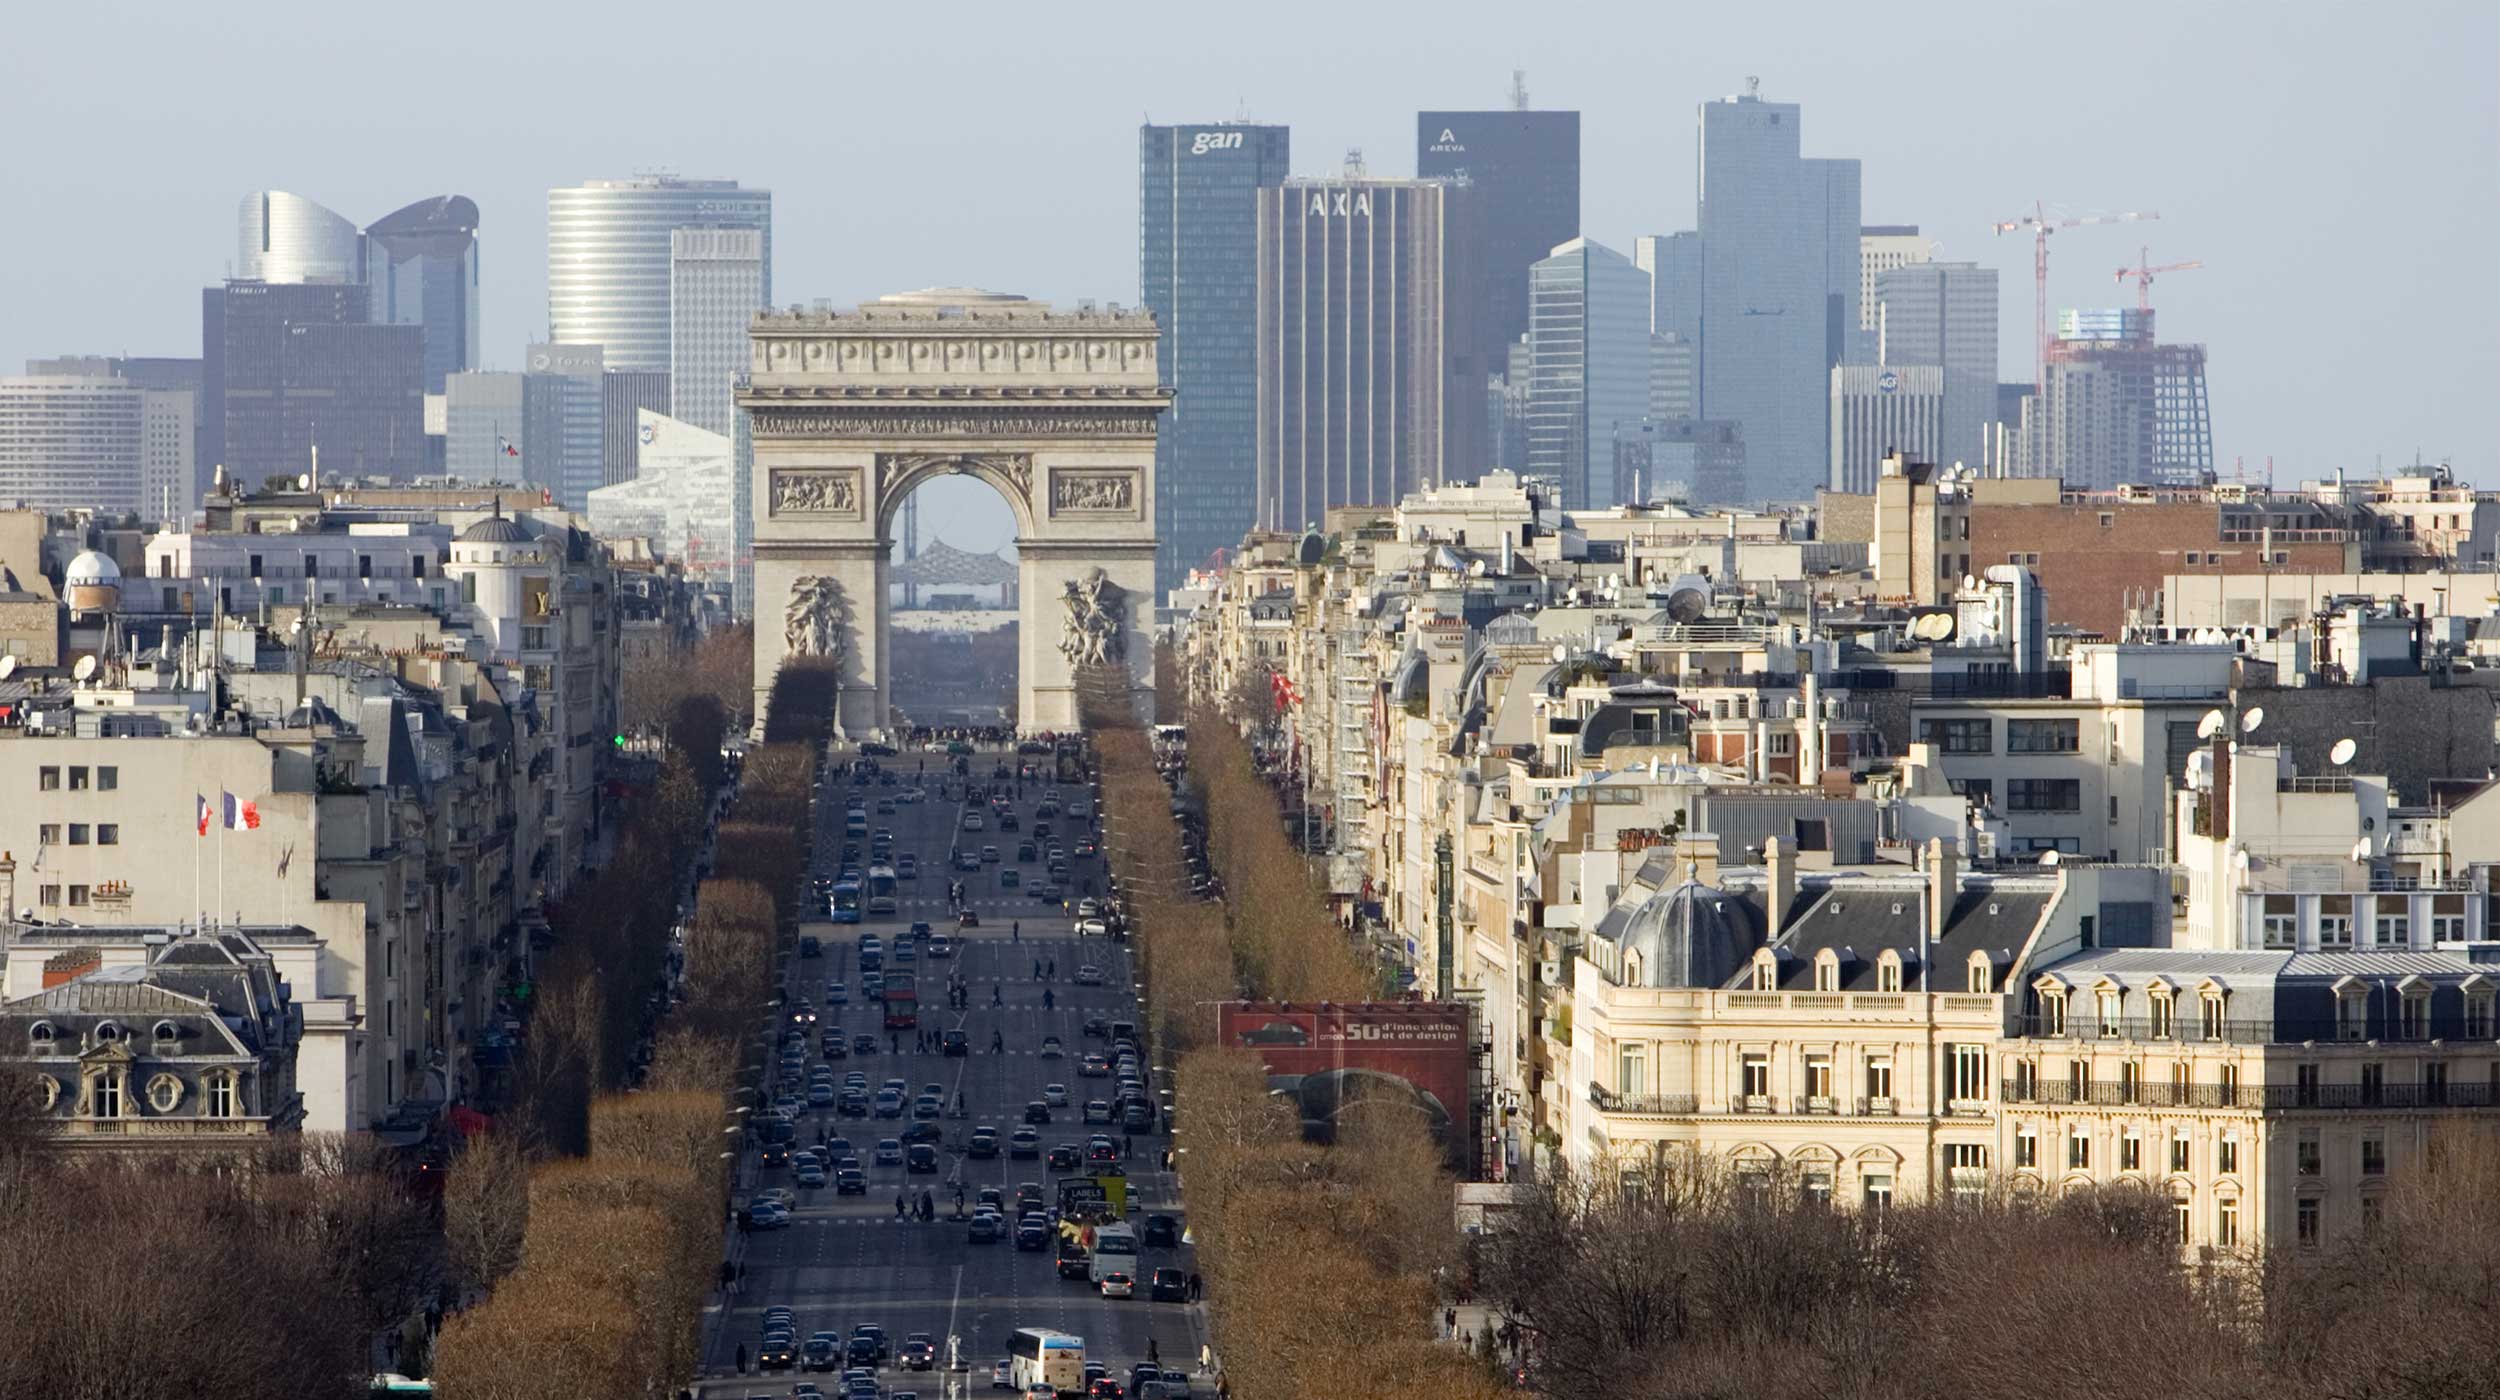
[742,287,1165,736]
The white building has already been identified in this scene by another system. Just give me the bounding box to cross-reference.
[1857,225,1929,335]
[669,227,766,441]
[0,376,193,521]
[1829,364,1943,493]
[587,409,734,582]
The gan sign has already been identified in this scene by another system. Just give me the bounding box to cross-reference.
[1218,1002,1472,1159]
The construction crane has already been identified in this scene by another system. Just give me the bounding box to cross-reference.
[2115,246,2203,313]
[1992,202,2159,391]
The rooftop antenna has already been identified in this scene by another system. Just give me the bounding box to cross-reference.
[1745,75,1762,99]
[1342,147,1367,179]
[1508,68,1529,111]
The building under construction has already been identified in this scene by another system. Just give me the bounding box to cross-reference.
[2014,307,2212,490]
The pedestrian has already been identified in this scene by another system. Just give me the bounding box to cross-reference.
[735,1342,748,1375]
[1123,1133,1133,1157]
[1013,920,1021,941]
[1148,1339,1159,1366]
[1187,1271,1202,1302]
[1444,1306,1457,1336]
[921,1188,935,1220]
[1047,957,1056,978]
[896,1192,908,1220]
[1033,958,1042,980]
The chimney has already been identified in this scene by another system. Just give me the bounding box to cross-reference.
[1766,835,1797,934]
[1925,836,1959,946]
[43,947,101,989]
[1675,833,1720,890]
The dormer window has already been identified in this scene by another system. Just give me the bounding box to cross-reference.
[2148,988,2175,1039]
[1877,951,1903,993]
[28,1021,56,1051]
[2201,988,2229,1042]
[1814,950,1840,992]
[1971,955,1996,997]
[2336,981,2369,1042]
[2398,980,2431,1042]
[92,1021,123,1044]
[1752,954,1777,992]
[153,1020,180,1044]
[2096,989,2123,1037]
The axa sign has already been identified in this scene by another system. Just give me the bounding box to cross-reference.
[1426,126,1466,154]
[1307,190,1374,218]
[1189,130,1244,155]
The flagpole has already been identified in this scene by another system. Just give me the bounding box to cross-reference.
[193,807,202,932]
[216,811,224,929]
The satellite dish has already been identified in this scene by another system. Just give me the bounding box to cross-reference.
[1962,574,1978,592]
[2196,709,2227,740]
[2185,749,2215,790]
[0,655,15,681]
[2038,849,2062,866]
[2329,737,2358,766]
[72,655,97,682]
[2240,707,2265,735]
[298,473,313,491]
[1550,644,1568,663]
[2350,839,2373,863]
[1663,575,1712,624]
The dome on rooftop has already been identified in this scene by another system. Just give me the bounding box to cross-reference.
[459,510,531,545]
[64,550,121,587]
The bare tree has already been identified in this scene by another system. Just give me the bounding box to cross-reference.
[444,1128,532,1301]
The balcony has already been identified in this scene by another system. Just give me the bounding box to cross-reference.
[1587,1083,1700,1116]
[2001,1077,2499,1111]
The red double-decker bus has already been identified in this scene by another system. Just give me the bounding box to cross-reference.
[882,973,918,1029]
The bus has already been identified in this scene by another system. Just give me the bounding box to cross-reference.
[830,879,862,924]
[881,973,918,1029]
[1007,1328,1085,1394]
[1087,1222,1138,1283]
[866,864,899,917]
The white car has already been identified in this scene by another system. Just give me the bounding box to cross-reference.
[1098,1270,1134,1299]
[1042,1083,1069,1108]
[1039,1035,1064,1059]
[1073,965,1105,987]
[1076,918,1109,938]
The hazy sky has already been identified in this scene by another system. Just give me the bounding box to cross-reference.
[4,0,2493,550]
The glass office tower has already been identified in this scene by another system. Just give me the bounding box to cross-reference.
[1695,90,1860,503]
[1417,109,1580,428]
[547,175,772,373]
[1139,122,1289,592]
[364,195,481,394]
[237,191,362,284]
[1527,238,1655,509]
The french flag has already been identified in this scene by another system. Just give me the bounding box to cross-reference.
[222,792,261,832]
[196,794,211,837]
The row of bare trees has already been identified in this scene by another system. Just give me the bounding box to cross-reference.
[1084,664,1499,1400]
[1471,1127,2500,1400]
[433,661,833,1399]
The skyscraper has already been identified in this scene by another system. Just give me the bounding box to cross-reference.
[0,375,192,519]
[2015,308,2212,490]
[526,344,606,509]
[1527,239,1654,509]
[363,195,481,394]
[1874,261,1998,469]
[601,369,671,486]
[1139,121,1290,589]
[546,175,773,374]
[237,192,361,284]
[669,227,766,440]
[1857,226,1928,334]
[1256,175,1477,531]
[1694,86,1861,503]
[442,371,526,483]
[201,281,424,488]
[1634,232,1703,344]
[1829,363,1944,492]
[1417,104,1579,416]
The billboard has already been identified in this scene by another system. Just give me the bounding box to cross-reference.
[1218,1002,1474,1161]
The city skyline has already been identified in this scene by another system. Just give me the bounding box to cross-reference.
[1,2,2491,509]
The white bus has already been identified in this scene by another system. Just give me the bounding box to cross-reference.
[1008,1327,1085,1393]
[866,863,899,916]
[1088,1222,1139,1283]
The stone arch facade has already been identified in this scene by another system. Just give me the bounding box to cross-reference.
[743,289,1166,736]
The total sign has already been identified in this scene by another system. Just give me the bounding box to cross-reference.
[1189,130,1244,155]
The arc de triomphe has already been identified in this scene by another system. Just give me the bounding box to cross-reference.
[741,288,1165,736]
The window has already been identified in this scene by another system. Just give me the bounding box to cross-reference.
[92,1073,121,1118]
[2400,990,2429,1042]
[1862,1173,1893,1211]
[1865,1055,1894,1103]
[2149,992,2174,1039]
[2068,1126,2092,1169]
[2008,779,2082,812]
[2169,1131,2191,1174]
[206,1072,235,1119]
[37,824,59,845]
[2261,896,2297,948]
[1752,956,1776,992]
[97,824,117,846]
[1814,953,1839,992]
[358,554,373,579]
[2217,1063,2240,1101]
[1947,1044,1986,1104]
[2039,988,2067,1034]
[1944,1144,1988,1201]
[2360,1061,2384,1106]
[2010,1059,2038,1101]
[2337,988,2369,1041]
[1768,731,1795,757]
[67,766,89,791]
[2361,1134,2386,1177]
[2424,1059,2449,1106]
[2430,896,2466,942]
[1803,1054,1833,1105]
[2097,990,2122,1036]
[2201,993,2227,1042]
[1877,955,1901,993]
[2361,1194,2384,1234]
[1950,777,1994,806]
[28,1022,55,1050]
[1969,956,1993,995]
[1919,718,1993,754]
[2466,993,2494,1040]
[2007,719,2080,754]
[2169,1060,2190,1101]
[2174,1197,2193,1246]
[37,885,60,907]
[1617,1042,1647,1098]
[2375,912,2410,948]
[2067,1058,2088,1101]
[1802,1171,1833,1206]
[2218,1133,2239,1175]
[2216,1197,2240,1248]
[2319,897,2354,949]
[67,886,88,907]
[37,766,59,791]
[2297,1132,2321,1177]
[67,824,89,846]
[2015,1125,2039,1167]
[1740,1053,1770,1102]
[2297,1197,2321,1248]
[2120,1128,2143,1173]
[2119,1061,2142,1102]
[2296,1063,2321,1107]
[2099,512,2116,528]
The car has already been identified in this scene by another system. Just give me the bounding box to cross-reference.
[1086,1139,1119,1167]
[1142,1212,1181,1247]
[1023,1100,1052,1124]
[1082,1017,1110,1039]
[795,1162,828,1188]
[958,910,981,928]
[953,850,981,873]
[1015,1182,1045,1213]
[1072,965,1104,987]
[1083,1099,1114,1125]
[1016,1221,1048,1251]
[837,1091,868,1117]
[1047,1142,1082,1172]
[1040,1035,1064,1059]
[1131,1365,1166,1392]
[901,1335,937,1370]
[1008,1127,1040,1158]
[977,1185,1005,1211]
[1075,840,1098,859]
[901,1120,944,1146]
[961,813,985,832]
[1017,842,1039,863]
[911,1095,941,1120]
[1150,1267,1189,1301]
[747,1201,791,1230]
[897,854,918,878]
[906,1143,938,1174]
[926,935,952,958]
[862,973,885,998]
[805,1334,843,1371]
[993,1360,1017,1390]
[1122,1102,1156,1132]
[835,1167,866,1194]
[873,1090,904,1119]
[808,1083,838,1109]
[1075,918,1108,937]
[1079,1053,1110,1078]
[1042,1083,1070,1108]
[1030,882,1061,902]
[1076,899,1102,919]
[853,1033,880,1055]
[874,1138,904,1165]
[852,1325,890,1361]
[1157,1372,1193,1399]
[942,1029,969,1057]
[968,1127,999,1159]
[999,868,1022,889]
[1098,1271,1134,1299]
[760,1144,790,1169]
[967,1211,1004,1242]
[759,1340,798,1371]
[799,935,823,959]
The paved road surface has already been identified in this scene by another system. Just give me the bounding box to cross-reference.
[701,744,1202,1396]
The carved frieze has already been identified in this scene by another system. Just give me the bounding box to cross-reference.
[767,467,863,518]
[875,453,1033,503]
[1050,470,1139,516]
[751,409,1158,439]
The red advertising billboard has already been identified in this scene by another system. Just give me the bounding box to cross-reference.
[1218,1002,1474,1162]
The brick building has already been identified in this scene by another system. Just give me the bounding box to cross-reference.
[1966,493,2352,636]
